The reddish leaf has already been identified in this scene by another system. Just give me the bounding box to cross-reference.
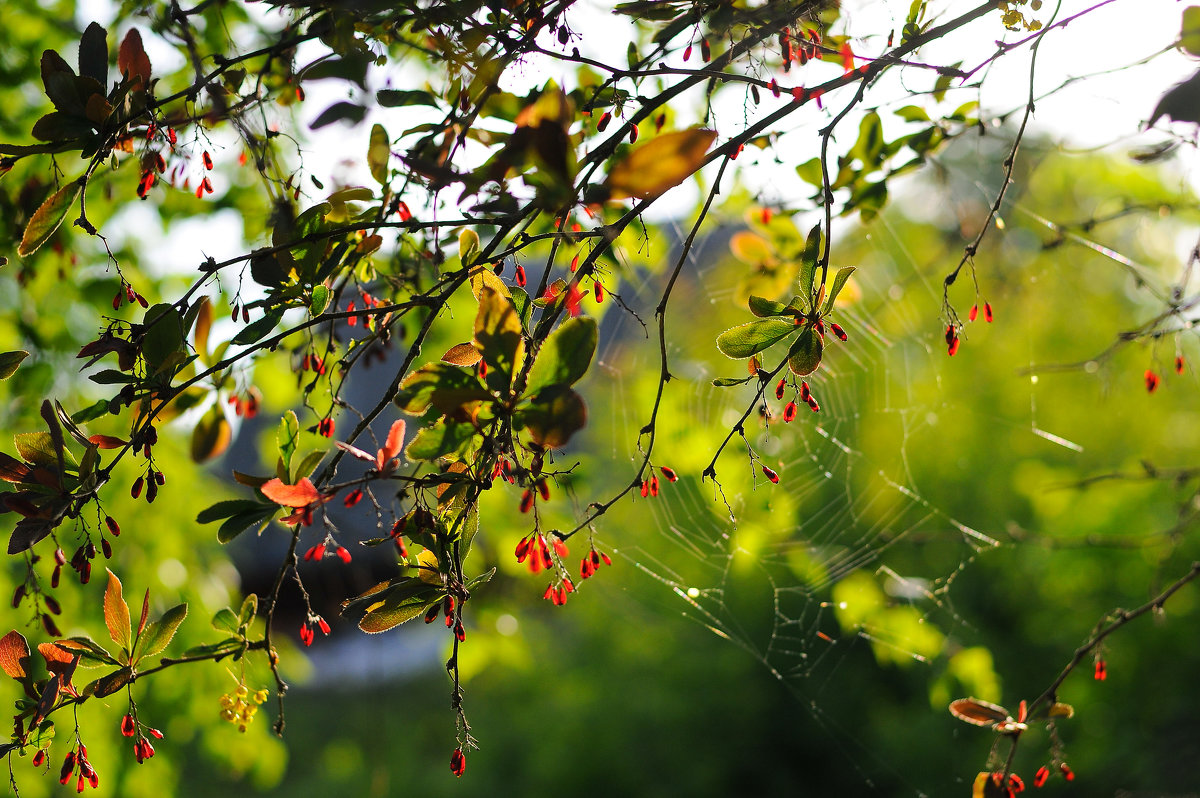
[0,630,31,679]
[0,452,31,483]
[261,477,321,507]
[380,419,406,464]
[87,435,127,450]
[29,674,59,727]
[117,29,151,87]
[103,569,131,651]
[138,589,150,637]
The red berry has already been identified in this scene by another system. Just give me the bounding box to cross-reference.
[784,401,797,422]
[1059,764,1074,781]
[984,302,993,323]
[775,379,786,399]
[336,546,351,563]
[660,466,678,482]
[121,714,136,737]
[450,748,466,777]
[762,465,779,484]
[968,304,978,322]
[515,264,527,287]
[1094,658,1107,680]
[519,489,534,513]
[1145,369,1160,393]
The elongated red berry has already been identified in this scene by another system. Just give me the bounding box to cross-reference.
[553,537,568,557]
[984,302,993,323]
[1094,658,1106,680]
[343,489,363,508]
[830,323,847,342]
[203,151,213,170]
[515,536,531,563]
[968,304,978,322]
[450,748,466,777]
[660,466,678,482]
[515,264,527,287]
[597,112,611,132]
[121,714,136,737]
[1176,355,1186,374]
[784,401,797,422]
[424,604,440,624]
[700,37,711,62]
[1033,766,1049,788]
[1145,370,1160,393]
[336,546,351,563]
[519,489,534,513]
[1059,764,1074,781]
[640,479,650,498]
[762,465,779,484]
[775,379,786,399]
[538,480,550,501]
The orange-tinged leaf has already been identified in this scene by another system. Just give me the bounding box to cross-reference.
[138,589,150,637]
[949,697,1009,726]
[729,231,774,265]
[261,477,321,507]
[441,343,482,367]
[117,28,151,86]
[18,178,81,258]
[104,569,131,651]
[191,406,231,463]
[88,434,127,449]
[30,674,59,727]
[0,630,31,679]
[605,128,716,200]
[194,296,213,360]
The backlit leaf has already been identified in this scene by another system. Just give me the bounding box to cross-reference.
[787,326,823,376]
[0,631,31,679]
[190,406,231,463]
[949,697,1009,726]
[524,316,597,398]
[1183,7,1200,56]
[103,569,131,651]
[605,128,716,200]
[310,284,331,316]
[137,603,187,659]
[117,29,151,86]
[442,343,482,366]
[821,266,856,316]
[260,477,321,507]
[716,318,796,359]
[18,178,81,257]
[0,351,29,380]
[368,123,390,185]
[520,386,587,449]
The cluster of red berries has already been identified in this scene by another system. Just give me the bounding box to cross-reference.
[579,546,612,580]
[640,465,678,497]
[514,532,560,574]
[111,280,149,310]
[519,480,551,513]
[302,542,351,563]
[58,745,99,790]
[227,389,260,418]
[299,615,331,646]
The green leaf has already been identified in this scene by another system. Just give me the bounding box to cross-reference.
[15,431,62,468]
[238,594,258,629]
[394,363,491,415]
[712,376,753,387]
[137,604,187,659]
[231,306,285,346]
[294,449,326,480]
[142,303,185,372]
[359,593,440,634]
[18,178,81,257]
[787,326,823,376]
[0,351,29,380]
[217,506,276,543]
[821,267,857,316]
[474,285,523,390]
[459,228,480,267]
[310,284,331,316]
[849,111,884,166]
[524,316,597,398]
[405,420,475,462]
[103,569,131,652]
[376,89,440,108]
[341,576,434,619]
[310,101,366,129]
[519,386,587,449]
[368,123,390,185]
[197,499,268,525]
[894,105,930,123]
[715,318,797,359]
[212,608,239,634]
[747,296,791,317]
[799,223,822,297]
[1185,7,1200,56]
[278,411,300,475]
[796,157,823,187]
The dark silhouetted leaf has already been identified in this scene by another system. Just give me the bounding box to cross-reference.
[310,101,366,129]
[79,22,108,87]
[520,387,587,449]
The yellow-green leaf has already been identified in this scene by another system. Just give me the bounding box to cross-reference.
[715,318,796,359]
[18,178,81,257]
[605,128,716,200]
[191,406,231,463]
[1183,7,1200,56]
[368,123,390,185]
